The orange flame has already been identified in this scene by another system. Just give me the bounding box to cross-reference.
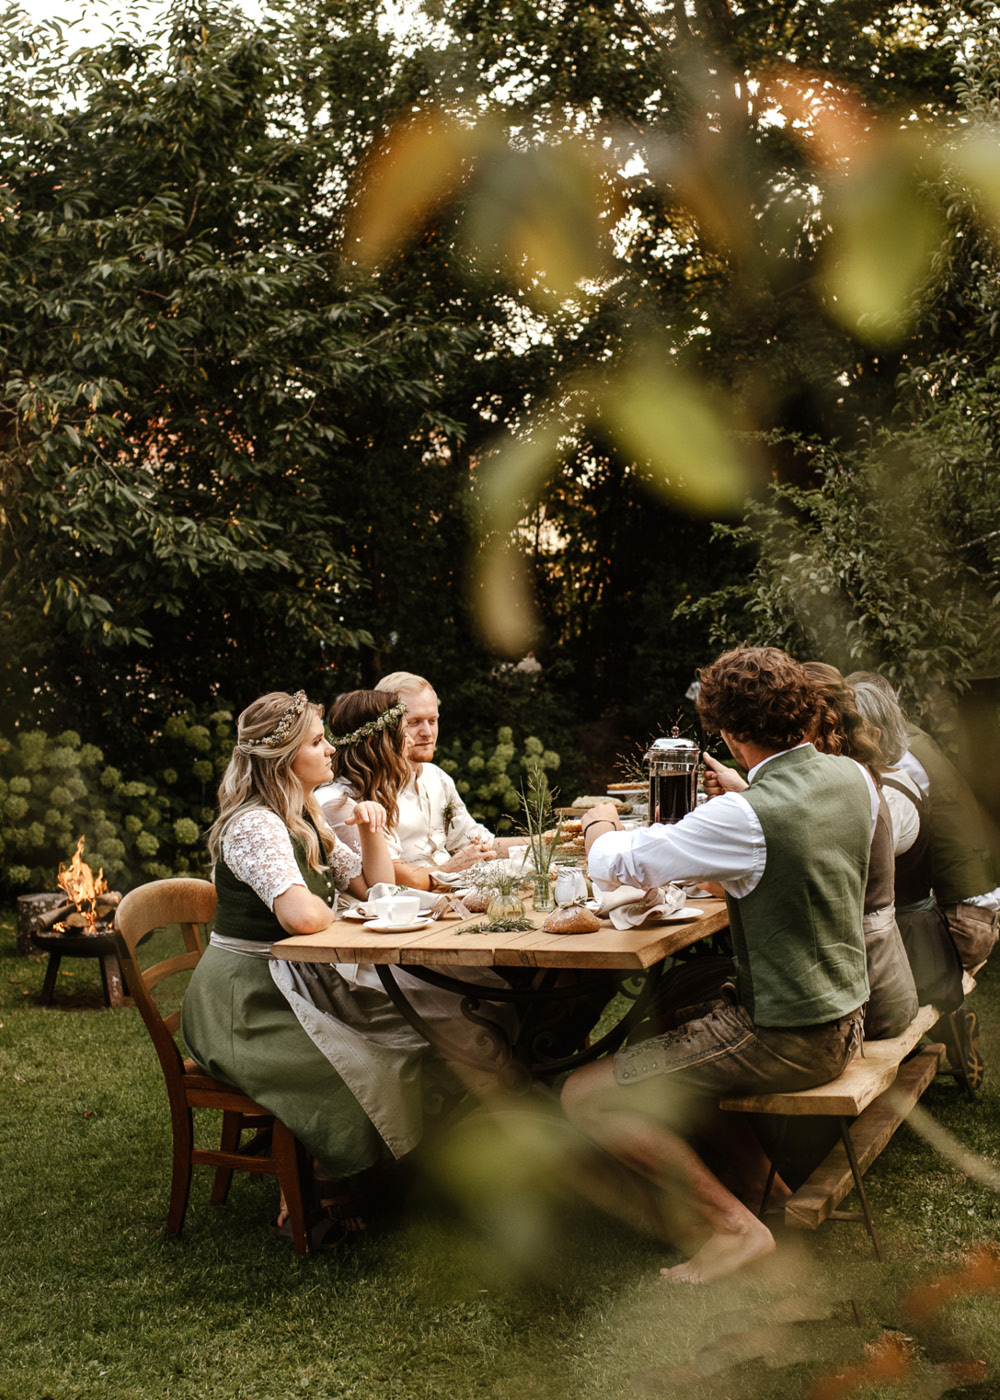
[56,836,108,932]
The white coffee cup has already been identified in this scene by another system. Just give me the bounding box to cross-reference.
[374,895,421,925]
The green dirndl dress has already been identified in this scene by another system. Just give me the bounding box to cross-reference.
[181,821,384,1179]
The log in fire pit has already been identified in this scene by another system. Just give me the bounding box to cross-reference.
[17,837,128,1007]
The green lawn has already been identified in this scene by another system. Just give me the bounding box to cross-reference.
[3,905,1000,1400]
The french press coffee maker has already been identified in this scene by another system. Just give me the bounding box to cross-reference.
[644,728,700,825]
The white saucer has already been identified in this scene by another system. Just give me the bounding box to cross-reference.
[364,916,434,933]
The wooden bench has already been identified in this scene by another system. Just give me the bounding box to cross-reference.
[719,971,979,1259]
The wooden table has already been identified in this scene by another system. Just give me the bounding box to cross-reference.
[272,899,729,1086]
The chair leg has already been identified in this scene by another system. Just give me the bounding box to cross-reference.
[167,1103,196,1236]
[273,1122,312,1255]
[210,1111,243,1206]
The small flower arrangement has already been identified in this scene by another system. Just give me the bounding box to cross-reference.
[465,861,529,924]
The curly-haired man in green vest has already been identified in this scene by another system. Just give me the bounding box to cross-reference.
[562,647,873,1284]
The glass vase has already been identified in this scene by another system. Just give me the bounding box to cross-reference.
[486,891,525,922]
[532,872,555,912]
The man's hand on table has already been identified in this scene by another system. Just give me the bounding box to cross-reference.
[438,840,497,873]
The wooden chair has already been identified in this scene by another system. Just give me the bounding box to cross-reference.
[114,878,313,1252]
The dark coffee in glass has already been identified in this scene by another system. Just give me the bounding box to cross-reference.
[649,771,696,825]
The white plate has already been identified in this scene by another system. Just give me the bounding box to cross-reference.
[364,916,435,934]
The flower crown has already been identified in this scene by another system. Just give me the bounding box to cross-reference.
[331,700,407,748]
[239,690,309,752]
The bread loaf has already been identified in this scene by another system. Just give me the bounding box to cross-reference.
[542,905,601,934]
[462,890,490,913]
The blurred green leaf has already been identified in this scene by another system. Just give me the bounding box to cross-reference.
[822,144,944,345]
[471,538,541,657]
[598,356,751,513]
[476,414,571,529]
[472,413,577,652]
[947,128,1000,235]
[465,141,613,304]
[347,110,486,268]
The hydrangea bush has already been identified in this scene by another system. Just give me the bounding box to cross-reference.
[0,704,235,898]
[0,714,565,896]
[436,727,561,834]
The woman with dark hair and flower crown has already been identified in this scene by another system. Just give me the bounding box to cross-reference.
[317,688,442,891]
[316,686,521,1030]
[181,689,440,1245]
[318,691,408,855]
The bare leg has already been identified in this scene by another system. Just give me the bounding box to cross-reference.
[562,1060,775,1285]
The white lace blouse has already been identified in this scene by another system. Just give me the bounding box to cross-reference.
[221,809,362,910]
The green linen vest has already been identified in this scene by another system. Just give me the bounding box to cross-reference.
[727,744,871,1027]
[212,816,338,943]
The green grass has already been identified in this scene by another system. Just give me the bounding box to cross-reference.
[4,906,1000,1399]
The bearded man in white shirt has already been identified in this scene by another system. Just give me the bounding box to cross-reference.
[378,671,518,886]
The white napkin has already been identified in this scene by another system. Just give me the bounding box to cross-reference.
[595,883,686,930]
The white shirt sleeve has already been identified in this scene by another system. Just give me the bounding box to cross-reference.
[898,750,931,797]
[588,792,767,899]
[881,773,921,855]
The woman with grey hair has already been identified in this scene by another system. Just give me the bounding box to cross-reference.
[846,674,965,1018]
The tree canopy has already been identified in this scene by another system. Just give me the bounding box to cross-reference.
[3,0,1000,766]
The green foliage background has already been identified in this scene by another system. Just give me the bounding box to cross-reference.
[3,0,1000,845]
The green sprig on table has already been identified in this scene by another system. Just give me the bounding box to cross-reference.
[462,916,535,934]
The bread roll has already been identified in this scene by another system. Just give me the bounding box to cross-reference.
[462,890,490,913]
[542,905,601,934]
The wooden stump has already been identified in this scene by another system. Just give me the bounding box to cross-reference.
[15,892,64,956]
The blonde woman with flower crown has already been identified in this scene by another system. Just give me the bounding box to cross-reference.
[181,690,436,1243]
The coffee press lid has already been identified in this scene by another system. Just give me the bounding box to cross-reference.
[644,728,699,762]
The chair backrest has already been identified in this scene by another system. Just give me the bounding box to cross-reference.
[114,878,217,1082]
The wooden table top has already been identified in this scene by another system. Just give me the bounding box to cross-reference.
[271,898,729,971]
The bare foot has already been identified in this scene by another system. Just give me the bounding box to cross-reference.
[660,1216,776,1285]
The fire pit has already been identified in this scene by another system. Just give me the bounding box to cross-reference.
[22,837,128,1008]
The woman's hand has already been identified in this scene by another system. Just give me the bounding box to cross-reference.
[702,753,748,798]
[345,800,388,833]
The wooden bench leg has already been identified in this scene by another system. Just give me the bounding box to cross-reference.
[834,1117,884,1261]
[758,1116,788,1218]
